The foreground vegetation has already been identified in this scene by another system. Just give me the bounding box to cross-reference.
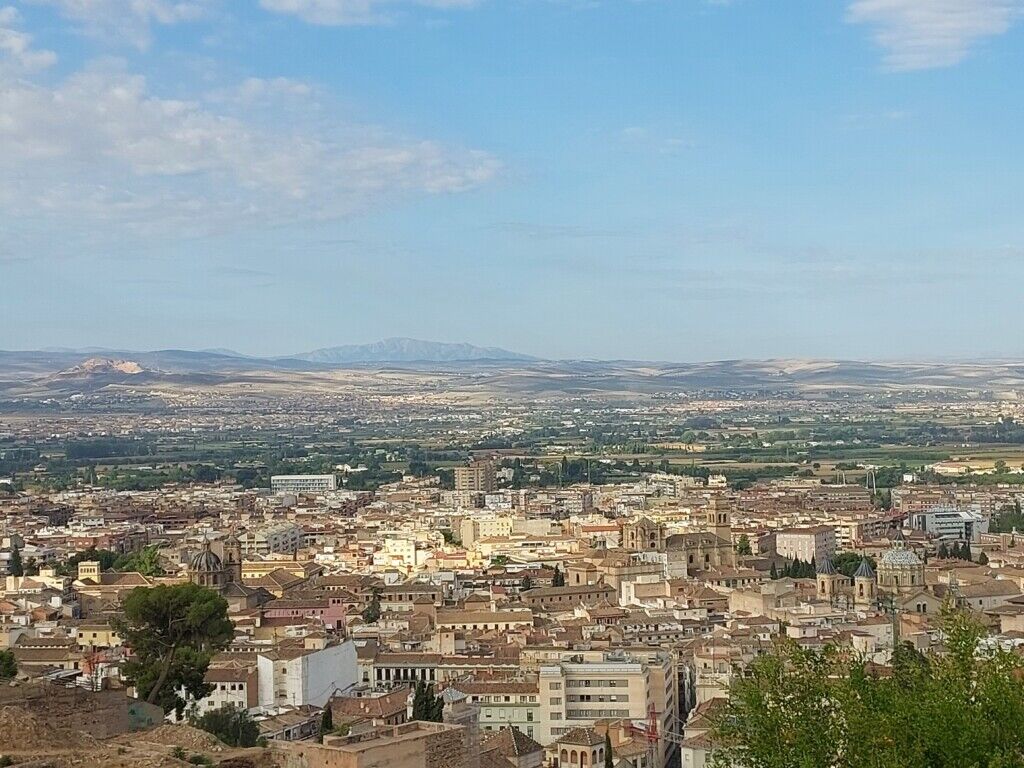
[712,610,1024,768]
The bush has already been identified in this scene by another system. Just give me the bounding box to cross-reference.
[193,705,261,748]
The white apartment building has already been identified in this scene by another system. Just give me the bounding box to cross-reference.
[534,648,677,768]
[257,636,358,708]
[239,522,303,556]
[271,475,338,494]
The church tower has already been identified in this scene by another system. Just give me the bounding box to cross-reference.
[816,556,847,602]
[222,532,242,586]
[706,498,732,543]
[854,557,877,607]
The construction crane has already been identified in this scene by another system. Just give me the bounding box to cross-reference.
[625,704,687,768]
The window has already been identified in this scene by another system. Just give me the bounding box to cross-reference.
[550,697,562,705]
[549,682,562,690]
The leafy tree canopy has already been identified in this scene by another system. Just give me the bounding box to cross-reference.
[114,583,233,718]
[711,610,1024,768]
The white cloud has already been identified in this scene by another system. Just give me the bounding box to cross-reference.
[258,0,478,26]
[0,47,499,236]
[847,0,1024,70]
[27,0,214,47]
[0,6,57,71]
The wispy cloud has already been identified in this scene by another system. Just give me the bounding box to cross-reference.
[847,0,1024,70]
[27,0,214,48]
[0,17,500,243]
[0,6,56,71]
[258,0,478,26]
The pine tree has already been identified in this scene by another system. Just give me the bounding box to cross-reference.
[413,680,426,720]
[604,732,614,768]
[9,545,23,577]
[521,574,533,592]
[962,540,972,562]
[938,543,949,559]
[770,562,779,580]
[320,704,333,742]
[978,551,989,565]
[362,588,382,624]
[552,566,565,587]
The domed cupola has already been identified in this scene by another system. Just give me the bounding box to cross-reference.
[188,537,225,589]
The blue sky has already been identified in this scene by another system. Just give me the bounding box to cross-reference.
[2,0,1023,360]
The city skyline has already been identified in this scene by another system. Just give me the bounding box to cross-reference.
[3,0,1024,359]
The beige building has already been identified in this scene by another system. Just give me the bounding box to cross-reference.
[455,461,497,494]
[535,648,677,768]
[775,525,836,565]
[276,721,467,768]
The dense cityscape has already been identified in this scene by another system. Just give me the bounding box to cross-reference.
[0,350,1023,766]
[6,0,1024,764]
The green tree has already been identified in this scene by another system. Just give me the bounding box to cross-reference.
[604,732,614,768]
[412,680,444,722]
[520,573,533,591]
[711,610,1024,768]
[115,583,233,717]
[428,683,445,722]
[769,562,779,580]
[0,650,17,679]
[193,705,260,748]
[362,587,382,624]
[413,680,427,720]
[833,553,876,579]
[8,545,22,577]
[114,545,165,576]
[319,704,333,742]
[735,535,752,556]
[552,565,565,587]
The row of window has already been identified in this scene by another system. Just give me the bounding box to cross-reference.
[568,709,631,718]
[470,695,537,703]
[482,710,535,721]
[567,694,629,703]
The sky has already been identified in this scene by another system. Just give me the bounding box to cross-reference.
[1,0,1023,361]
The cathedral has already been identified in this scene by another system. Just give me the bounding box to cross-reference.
[622,498,736,577]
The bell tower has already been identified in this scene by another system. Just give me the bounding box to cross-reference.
[222,532,243,585]
[854,558,877,607]
[706,498,732,542]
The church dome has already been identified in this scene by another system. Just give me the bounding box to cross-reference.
[190,540,223,573]
[880,548,921,568]
[854,558,876,579]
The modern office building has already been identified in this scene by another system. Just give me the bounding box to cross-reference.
[909,504,988,541]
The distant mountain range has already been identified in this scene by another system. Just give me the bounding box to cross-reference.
[290,338,536,364]
[0,338,538,377]
[2,342,1024,397]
